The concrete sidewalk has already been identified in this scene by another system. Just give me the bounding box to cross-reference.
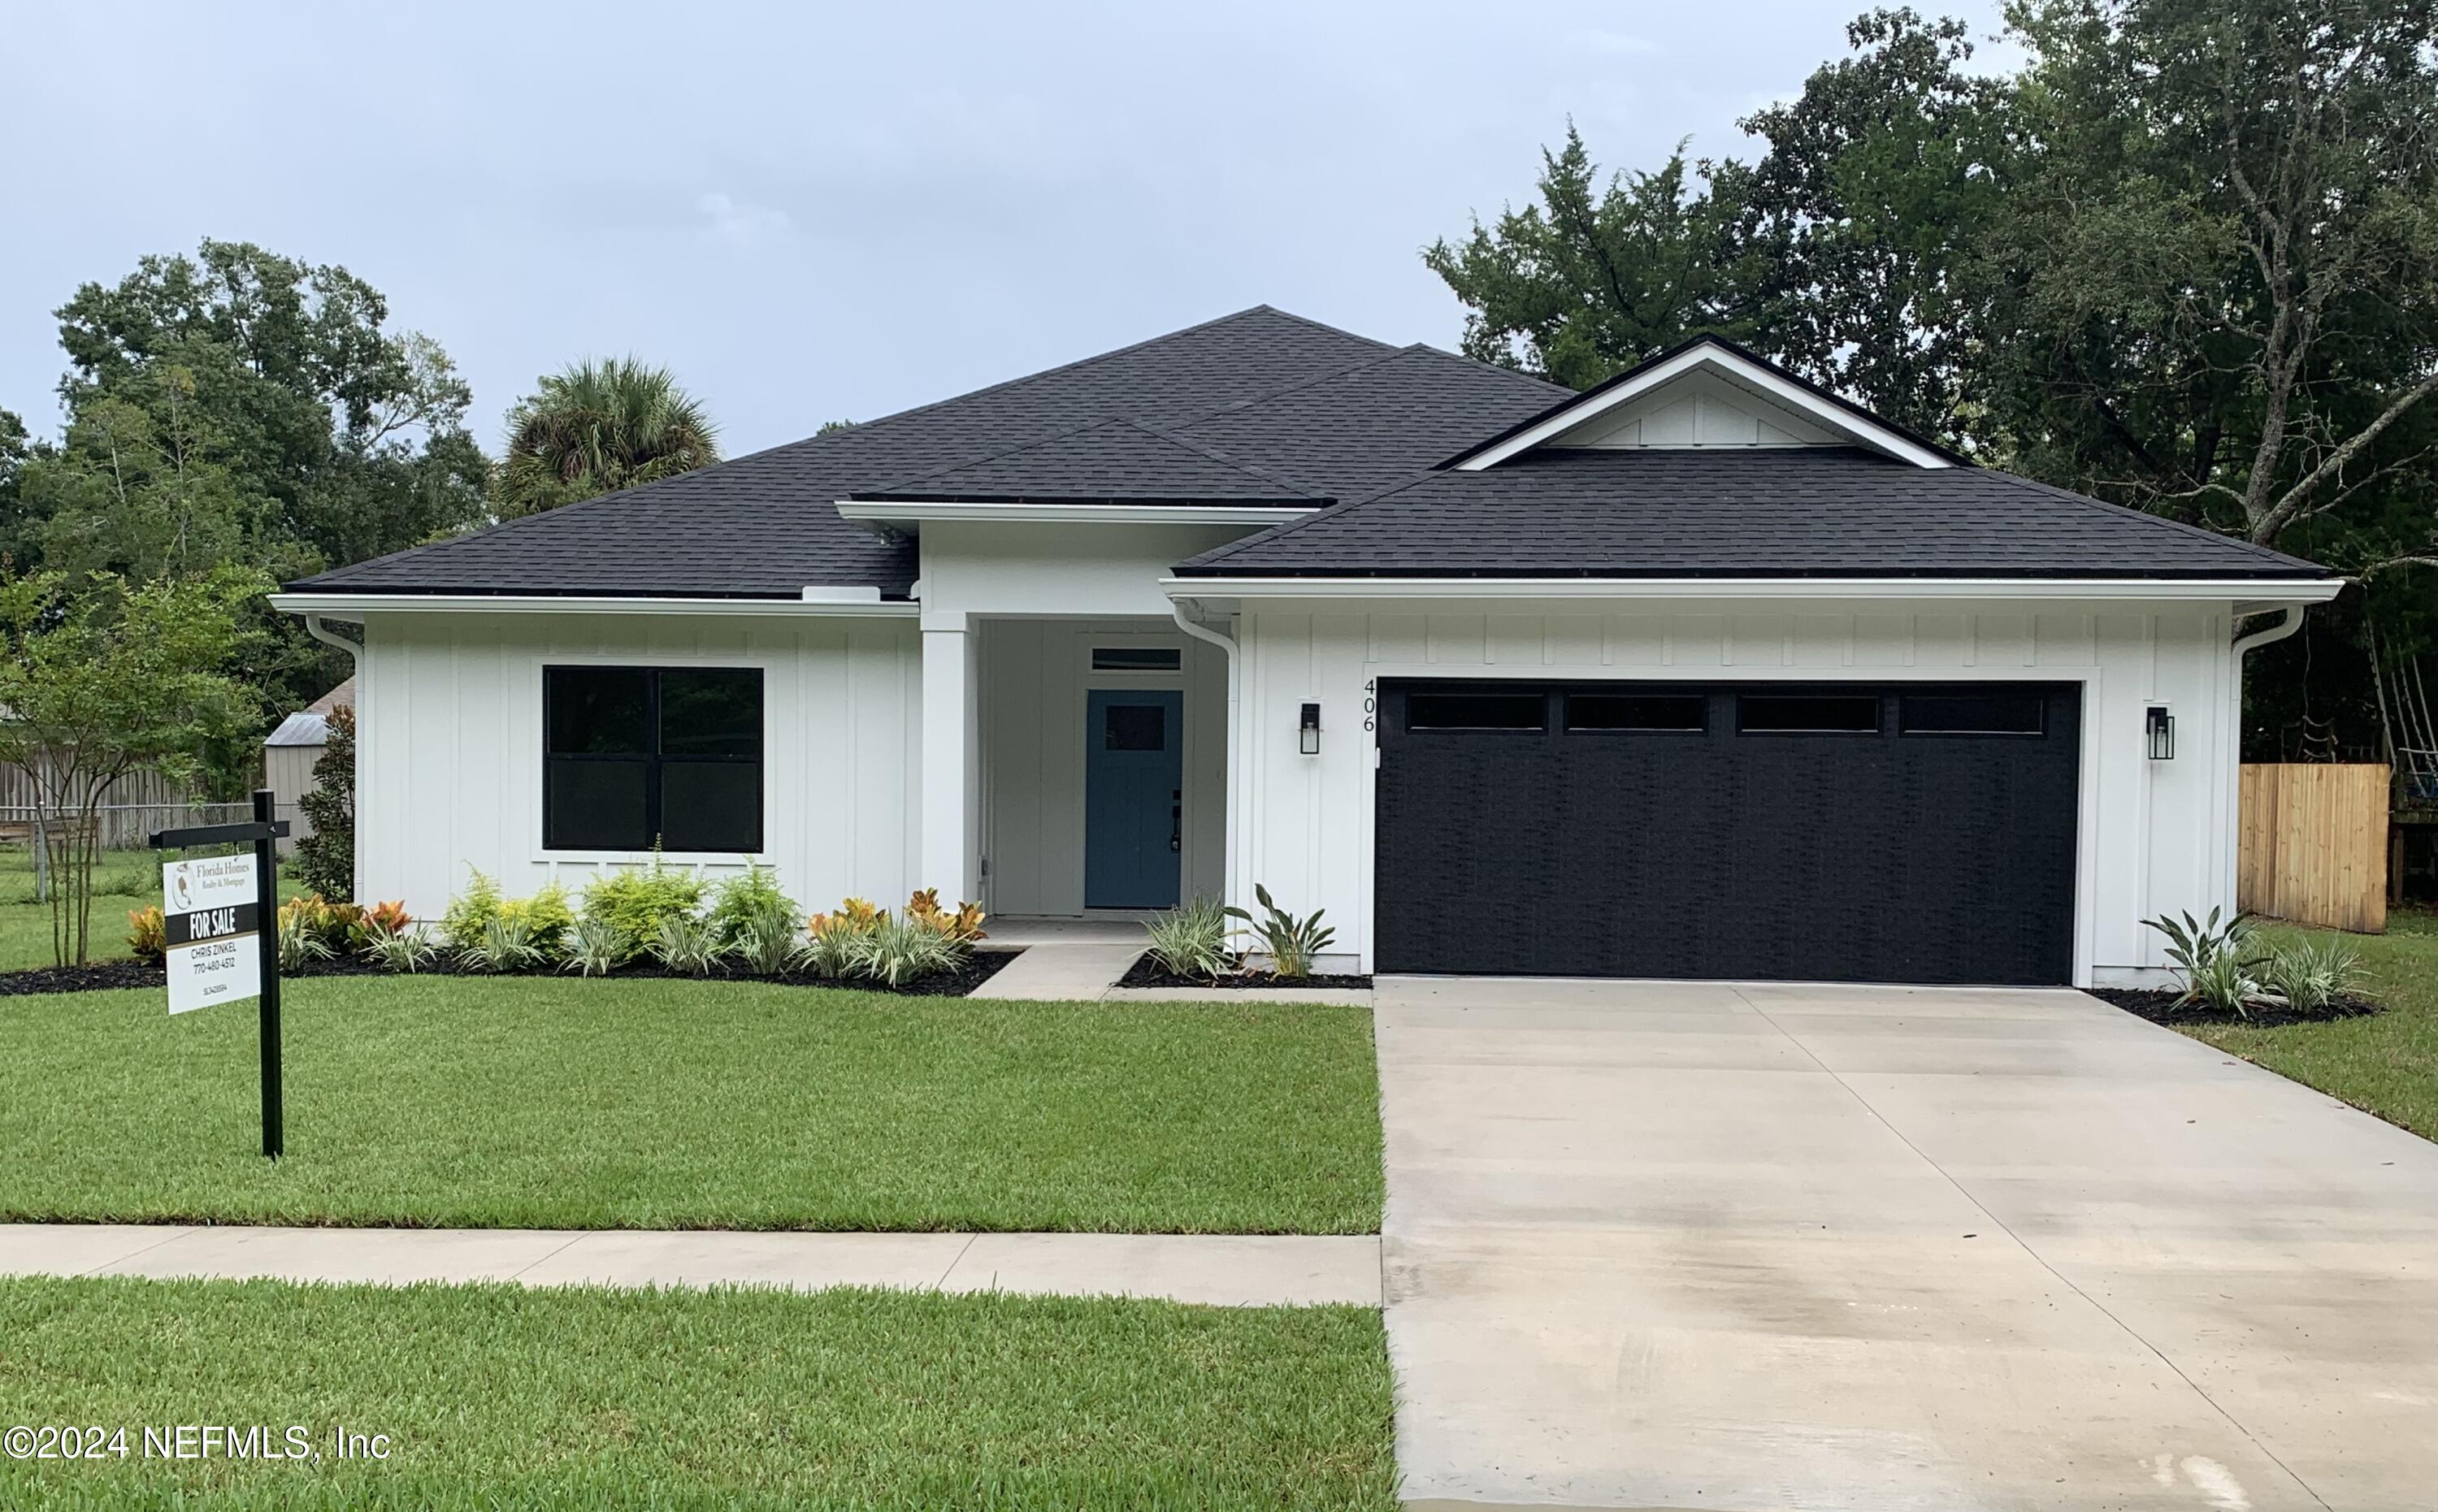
[0,1224,1382,1307]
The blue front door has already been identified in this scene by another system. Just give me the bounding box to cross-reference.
[1084,689,1183,909]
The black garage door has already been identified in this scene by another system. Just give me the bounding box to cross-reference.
[1374,680,2080,985]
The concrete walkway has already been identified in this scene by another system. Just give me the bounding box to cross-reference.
[1377,976,2438,1512]
[0,1224,1381,1308]
[969,918,1375,1003]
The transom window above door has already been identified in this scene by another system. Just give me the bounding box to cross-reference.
[544,666,762,853]
[1091,647,1182,671]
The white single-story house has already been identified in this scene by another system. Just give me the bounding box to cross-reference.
[270,308,2339,986]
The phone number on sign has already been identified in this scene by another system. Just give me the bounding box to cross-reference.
[5,1424,393,1462]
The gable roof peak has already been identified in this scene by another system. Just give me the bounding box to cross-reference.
[1443,335,1963,472]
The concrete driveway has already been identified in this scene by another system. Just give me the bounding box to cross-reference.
[1377,977,2438,1512]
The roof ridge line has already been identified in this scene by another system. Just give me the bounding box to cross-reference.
[860,414,1125,493]
[1166,344,1429,431]
[1117,416,1332,497]
[704,305,1328,474]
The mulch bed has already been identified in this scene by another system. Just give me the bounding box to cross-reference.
[1116,955,1373,991]
[0,948,1018,1000]
[2089,986,2384,1028]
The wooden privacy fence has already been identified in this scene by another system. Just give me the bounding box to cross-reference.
[2238,764,2389,934]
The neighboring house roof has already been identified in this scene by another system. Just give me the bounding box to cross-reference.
[266,678,355,747]
[1176,449,2331,580]
[280,306,2334,598]
[285,307,1563,599]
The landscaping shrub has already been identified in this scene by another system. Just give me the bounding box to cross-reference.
[1227,883,1335,980]
[706,864,800,949]
[582,855,705,956]
[849,913,964,987]
[291,703,356,901]
[646,912,729,976]
[277,903,336,973]
[461,914,549,974]
[2143,908,2267,1016]
[2255,935,2364,1012]
[358,899,412,942]
[440,869,506,954]
[562,916,631,977]
[440,868,573,959]
[360,921,438,973]
[1143,895,1229,978]
[124,906,167,966]
[907,887,988,943]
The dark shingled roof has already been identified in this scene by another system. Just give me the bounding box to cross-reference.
[285,307,1562,598]
[284,306,2331,596]
[848,418,1325,505]
[1176,448,2332,580]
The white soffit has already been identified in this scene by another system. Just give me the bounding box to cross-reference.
[1457,341,1954,471]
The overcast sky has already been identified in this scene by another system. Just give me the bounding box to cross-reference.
[2,0,2011,457]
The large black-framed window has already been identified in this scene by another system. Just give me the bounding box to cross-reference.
[544,666,762,852]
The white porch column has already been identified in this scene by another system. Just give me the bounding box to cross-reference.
[919,613,979,901]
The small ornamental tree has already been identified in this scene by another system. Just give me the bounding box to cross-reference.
[291,702,355,901]
[0,565,265,964]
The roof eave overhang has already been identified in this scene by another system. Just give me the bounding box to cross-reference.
[267,591,918,618]
[835,499,1322,531]
[1162,575,2345,604]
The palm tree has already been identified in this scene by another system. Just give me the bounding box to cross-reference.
[492,357,720,518]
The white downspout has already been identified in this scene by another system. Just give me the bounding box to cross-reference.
[2231,604,2306,659]
[2220,604,2308,920]
[300,613,364,882]
[1169,600,1241,912]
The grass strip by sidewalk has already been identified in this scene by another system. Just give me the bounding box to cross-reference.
[0,976,1382,1234]
[0,1276,1397,1510]
[2175,907,2438,1140]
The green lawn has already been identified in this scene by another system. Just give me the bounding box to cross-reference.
[0,975,1382,1234]
[0,1276,1397,1510]
[0,849,161,973]
[2176,905,2438,1140]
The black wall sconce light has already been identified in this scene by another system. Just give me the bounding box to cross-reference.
[1299,701,1321,756]
[2146,705,2175,760]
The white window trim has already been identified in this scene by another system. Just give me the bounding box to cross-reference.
[527,652,779,869]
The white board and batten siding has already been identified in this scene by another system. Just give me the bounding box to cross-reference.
[355,613,921,918]
[1232,601,2243,985]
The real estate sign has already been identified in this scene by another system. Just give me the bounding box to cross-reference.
[163,854,262,1015]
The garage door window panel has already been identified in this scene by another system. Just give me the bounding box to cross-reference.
[1899,691,2046,736]
[1737,693,1882,734]
[1407,692,1547,731]
[1564,692,1708,733]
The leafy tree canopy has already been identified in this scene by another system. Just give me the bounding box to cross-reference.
[9,241,488,749]
[0,564,267,964]
[491,357,720,518]
[1433,2,2438,758]
[1432,2,2438,562]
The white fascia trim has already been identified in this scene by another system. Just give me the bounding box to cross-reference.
[1162,576,2347,604]
[1455,344,1955,471]
[835,500,1319,528]
[266,592,918,618]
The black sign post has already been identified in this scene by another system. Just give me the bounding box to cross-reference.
[154,789,291,1159]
